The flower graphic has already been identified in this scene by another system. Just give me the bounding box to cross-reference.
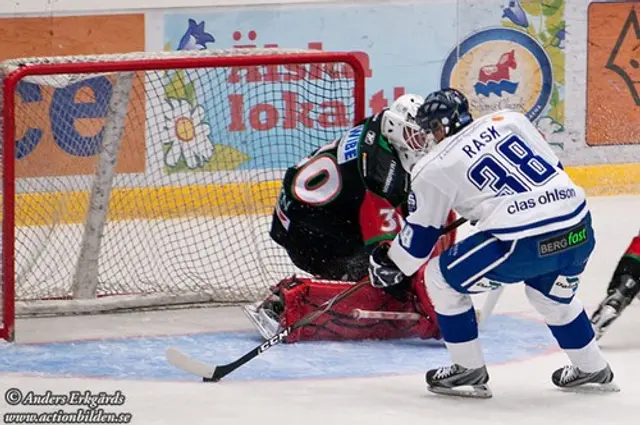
[162,99,215,169]
[550,28,566,50]
[502,0,529,28]
[499,0,566,135]
[159,18,252,172]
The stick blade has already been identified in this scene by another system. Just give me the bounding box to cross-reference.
[166,347,216,380]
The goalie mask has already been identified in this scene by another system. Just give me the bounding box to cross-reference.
[381,94,432,172]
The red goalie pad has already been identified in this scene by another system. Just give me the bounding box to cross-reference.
[280,211,457,342]
[279,276,439,343]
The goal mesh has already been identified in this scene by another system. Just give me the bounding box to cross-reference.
[0,49,365,339]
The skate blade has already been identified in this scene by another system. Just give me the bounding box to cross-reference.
[241,304,279,340]
[428,384,492,399]
[559,382,620,394]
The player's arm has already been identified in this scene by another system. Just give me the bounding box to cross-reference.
[369,165,455,288]
[388,171,454,276]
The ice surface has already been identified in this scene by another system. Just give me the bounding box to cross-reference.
[1,195,639,425]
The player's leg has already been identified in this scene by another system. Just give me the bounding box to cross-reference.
[423,212,617,396]
[423,231,518,398]
[244,274,441,342]
[524,277,615,390]
[523,215,617,391]
[591,232,640,339]
[244,244,441,341]
[279,275,440,342]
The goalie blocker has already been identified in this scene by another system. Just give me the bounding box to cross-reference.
[244,212,456,343]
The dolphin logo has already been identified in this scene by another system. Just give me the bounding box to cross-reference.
[606,8,640,105]
[178,19,215,51]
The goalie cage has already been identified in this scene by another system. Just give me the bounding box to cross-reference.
[0,48,366,341]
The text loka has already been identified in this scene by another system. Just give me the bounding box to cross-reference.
[228,91,350,131]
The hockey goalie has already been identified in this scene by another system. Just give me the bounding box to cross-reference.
[243,94,457,343]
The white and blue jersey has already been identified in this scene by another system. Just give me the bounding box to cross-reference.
[389,110,588,278]
[392,109,603,371]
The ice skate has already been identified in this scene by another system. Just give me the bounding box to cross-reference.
[552,364,619,393]
[591,277,636,340]
[242,298,283,340]
[591,302,620,341]
[426,364,492,399]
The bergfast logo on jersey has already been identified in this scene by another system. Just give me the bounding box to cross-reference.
[441,27,553,122]
[337,125,364,164]
[538,223,588,257]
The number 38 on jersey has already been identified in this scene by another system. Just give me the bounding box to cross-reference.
[467,135,557,196]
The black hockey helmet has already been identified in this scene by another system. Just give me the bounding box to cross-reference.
[415,88,473,140]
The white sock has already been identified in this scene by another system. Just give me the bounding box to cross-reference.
[446,339,485,369]
[565,338,608,373]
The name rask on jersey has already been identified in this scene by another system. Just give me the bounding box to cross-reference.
[460,126,501,159]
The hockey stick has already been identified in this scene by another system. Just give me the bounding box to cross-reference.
[354,289,503,327]
[476,286,504,330]
[167,277,369,382]
[352,308,422,321]
[166,216,467,382]
[442,216,467,234]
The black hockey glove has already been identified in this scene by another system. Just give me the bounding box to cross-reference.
[368,244,411,301]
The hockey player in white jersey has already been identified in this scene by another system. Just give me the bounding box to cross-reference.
[368,88,618,398]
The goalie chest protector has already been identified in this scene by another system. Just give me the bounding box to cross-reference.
[270,113,410,256]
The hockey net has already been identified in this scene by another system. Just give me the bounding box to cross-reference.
[0,49,365,340]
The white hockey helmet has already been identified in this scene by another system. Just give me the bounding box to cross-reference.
[381,93,432,172]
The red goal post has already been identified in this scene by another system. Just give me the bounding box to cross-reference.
[0,49,366,341]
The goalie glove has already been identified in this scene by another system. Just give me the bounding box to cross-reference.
[368,244,411,301]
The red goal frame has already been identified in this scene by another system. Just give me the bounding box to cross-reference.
[1,52,366,341]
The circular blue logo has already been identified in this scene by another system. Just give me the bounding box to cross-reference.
[441,27,553,122]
